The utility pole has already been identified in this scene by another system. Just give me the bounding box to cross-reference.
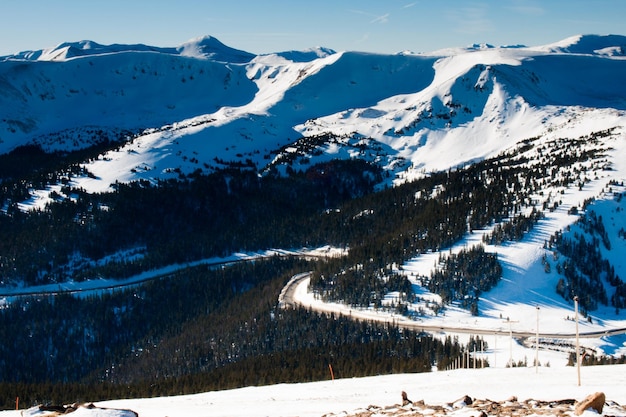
[574,296,581,386]
[494,331,497,368]
[535,305,540,373]
[504,318,518,367]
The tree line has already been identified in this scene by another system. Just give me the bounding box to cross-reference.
[0,256,483,409]
[0,127,621,407]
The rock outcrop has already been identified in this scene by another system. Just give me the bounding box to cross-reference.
[575,392,606,415]
[322,391,623,417]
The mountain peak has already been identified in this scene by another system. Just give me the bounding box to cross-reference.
[5,39,177,61]
[538,33,626,56]
[177,35,255,63]
[43,40,114,60]
[3,35,256,63]
[4,40,105,61]
[272,46,337,63]
[468,43,495,50]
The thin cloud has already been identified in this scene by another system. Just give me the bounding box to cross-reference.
[402,2,418,8]
[371,13,390,24]
[349,9,391,24]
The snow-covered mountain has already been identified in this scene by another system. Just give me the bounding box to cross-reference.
[3,34,626,326]
[2,34,626,411]
[1,34,624,197]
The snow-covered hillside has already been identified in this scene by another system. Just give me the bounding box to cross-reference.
[2,33,626,407]
[1,34,624,196]
[2,33,626,345]
[0,36,258,157]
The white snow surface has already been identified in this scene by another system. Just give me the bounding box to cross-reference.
[2,365,625,417]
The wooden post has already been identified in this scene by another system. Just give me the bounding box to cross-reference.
[504,318,519,367]
[16,396,19,410]
[574,296,581,386]
[328,363,335,381]
[473,346,476,369]
[494,332,497,368]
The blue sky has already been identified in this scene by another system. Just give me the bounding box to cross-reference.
[2,0,626,56]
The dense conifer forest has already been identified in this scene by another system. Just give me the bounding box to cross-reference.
[0,257,482,409]
[551,205,625,314]
[0,128,622,408]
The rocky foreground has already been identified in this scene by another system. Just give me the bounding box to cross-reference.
[324,392,626,417]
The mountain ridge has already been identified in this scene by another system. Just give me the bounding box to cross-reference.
[0,35,626,179]
[1,33,626,393]
[1,34,624,199]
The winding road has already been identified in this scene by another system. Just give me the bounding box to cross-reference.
[4,257,626,341]
[278,272,626,340]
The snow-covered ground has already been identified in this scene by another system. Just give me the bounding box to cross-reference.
[2,365,625,417]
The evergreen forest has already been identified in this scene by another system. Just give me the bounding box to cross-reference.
[0,128,624,408]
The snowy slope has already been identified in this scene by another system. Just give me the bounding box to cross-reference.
[75,34,624,193]
[0,41,258,154]
[1,365,626,417]
[1,34,624,195]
